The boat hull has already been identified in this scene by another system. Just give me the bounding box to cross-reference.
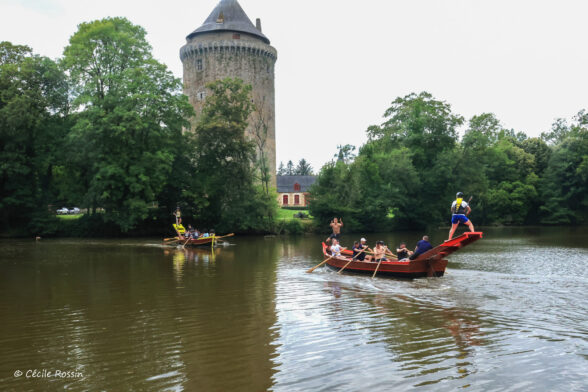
[324,252,447,278]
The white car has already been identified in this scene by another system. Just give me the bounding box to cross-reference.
[69,207,81,214]
[57,207,69,215]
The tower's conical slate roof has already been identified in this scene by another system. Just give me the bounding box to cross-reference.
[187,0,270,44]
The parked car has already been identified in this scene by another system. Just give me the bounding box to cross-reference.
[69,207,80,214]
[57,207,69,215]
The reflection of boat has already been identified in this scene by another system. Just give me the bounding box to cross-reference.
[163,233,234,248]
[322,232,483,278]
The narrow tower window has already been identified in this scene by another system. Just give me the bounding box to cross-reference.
[196,59,203,71]
[197,91,206,101]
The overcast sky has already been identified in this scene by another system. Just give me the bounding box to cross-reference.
[2,0,587,171]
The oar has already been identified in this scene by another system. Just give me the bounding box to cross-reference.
[163,237,179,242]
[372,246,389,278]
[215,233,234,240]
[338,247,368,274]
[307,255,336,273]
[181,237,191,249]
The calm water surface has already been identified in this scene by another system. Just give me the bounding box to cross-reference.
[0,227,587,391]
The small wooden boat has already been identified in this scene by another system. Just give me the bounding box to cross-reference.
[322,232,483,278]
[163,233,234,247]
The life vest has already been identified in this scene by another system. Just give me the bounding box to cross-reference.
[173,223,186,234]
[453,198,466,214]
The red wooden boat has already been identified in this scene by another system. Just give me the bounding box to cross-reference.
[321,232,483,278]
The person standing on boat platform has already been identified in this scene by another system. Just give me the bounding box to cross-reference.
[448,192,475,240]
[326,217,343,243]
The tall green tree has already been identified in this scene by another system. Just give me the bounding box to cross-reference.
[295,159,313,175]
[62,17,193,231]
[188,77,276,232]
[285,160,295,175]
[0,42,69,233]
[540,111,588,224]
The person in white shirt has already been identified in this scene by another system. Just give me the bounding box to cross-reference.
[330,238,345,257]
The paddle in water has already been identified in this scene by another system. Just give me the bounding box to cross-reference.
[338,247,368,274]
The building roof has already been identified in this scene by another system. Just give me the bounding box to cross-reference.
[187,0,270,44]
[276,175,317,193]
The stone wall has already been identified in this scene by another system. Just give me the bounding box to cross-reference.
[181,31,277,186]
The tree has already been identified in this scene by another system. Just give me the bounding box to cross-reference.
[335,144,356,164]
[62,17,193,231]
[0,42,69,234]
[189,77,276,232]
[540,111,588,224]
[277,161,286,175]
[295,159,313,175]
[285,160,295,175]
[367,91,463,169]
[251,96,272,195]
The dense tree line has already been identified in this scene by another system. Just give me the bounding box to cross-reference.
[0,17,276,236]
[309,92,587,231]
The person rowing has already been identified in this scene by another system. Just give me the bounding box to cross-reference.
[448,192,475,240]
[352,238,372,261]
[396,242,413,261]
[330,238,345,257]
[373,241,388,263]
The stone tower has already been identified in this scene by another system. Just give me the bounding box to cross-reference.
[180,0,277,186]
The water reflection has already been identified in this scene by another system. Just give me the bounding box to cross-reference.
[0,227,586,391]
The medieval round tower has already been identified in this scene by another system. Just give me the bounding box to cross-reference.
[180,0,277,185]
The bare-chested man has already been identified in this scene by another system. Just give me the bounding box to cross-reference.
[326,217,343,243]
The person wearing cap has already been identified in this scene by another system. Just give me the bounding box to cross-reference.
[352,238,372,261]
[448,192,475,240]
[396,242,413,261]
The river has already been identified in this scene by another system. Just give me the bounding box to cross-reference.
[0,227,586,391]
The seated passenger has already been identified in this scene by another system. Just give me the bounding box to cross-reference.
[396,242,413,261]
[409,235,433,260]
[201,228,209,238]
[352,238,371,261]
[373,241,388,262]
[330,238,345,257]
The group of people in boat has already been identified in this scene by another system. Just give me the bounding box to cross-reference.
[172,206,215,241]
[327,236,433,263]
[324,191,475,262]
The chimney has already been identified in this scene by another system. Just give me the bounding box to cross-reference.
[256,18,262,32]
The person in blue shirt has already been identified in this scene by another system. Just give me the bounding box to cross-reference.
[409,236,433,260]
[448,192,475,240]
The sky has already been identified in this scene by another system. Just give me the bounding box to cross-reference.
[1,0,587,171]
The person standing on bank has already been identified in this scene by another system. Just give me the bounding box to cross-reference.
[448,192,475,240]
[326,217,343,243]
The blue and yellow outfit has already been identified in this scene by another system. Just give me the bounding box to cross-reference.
[451,198,470,224]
